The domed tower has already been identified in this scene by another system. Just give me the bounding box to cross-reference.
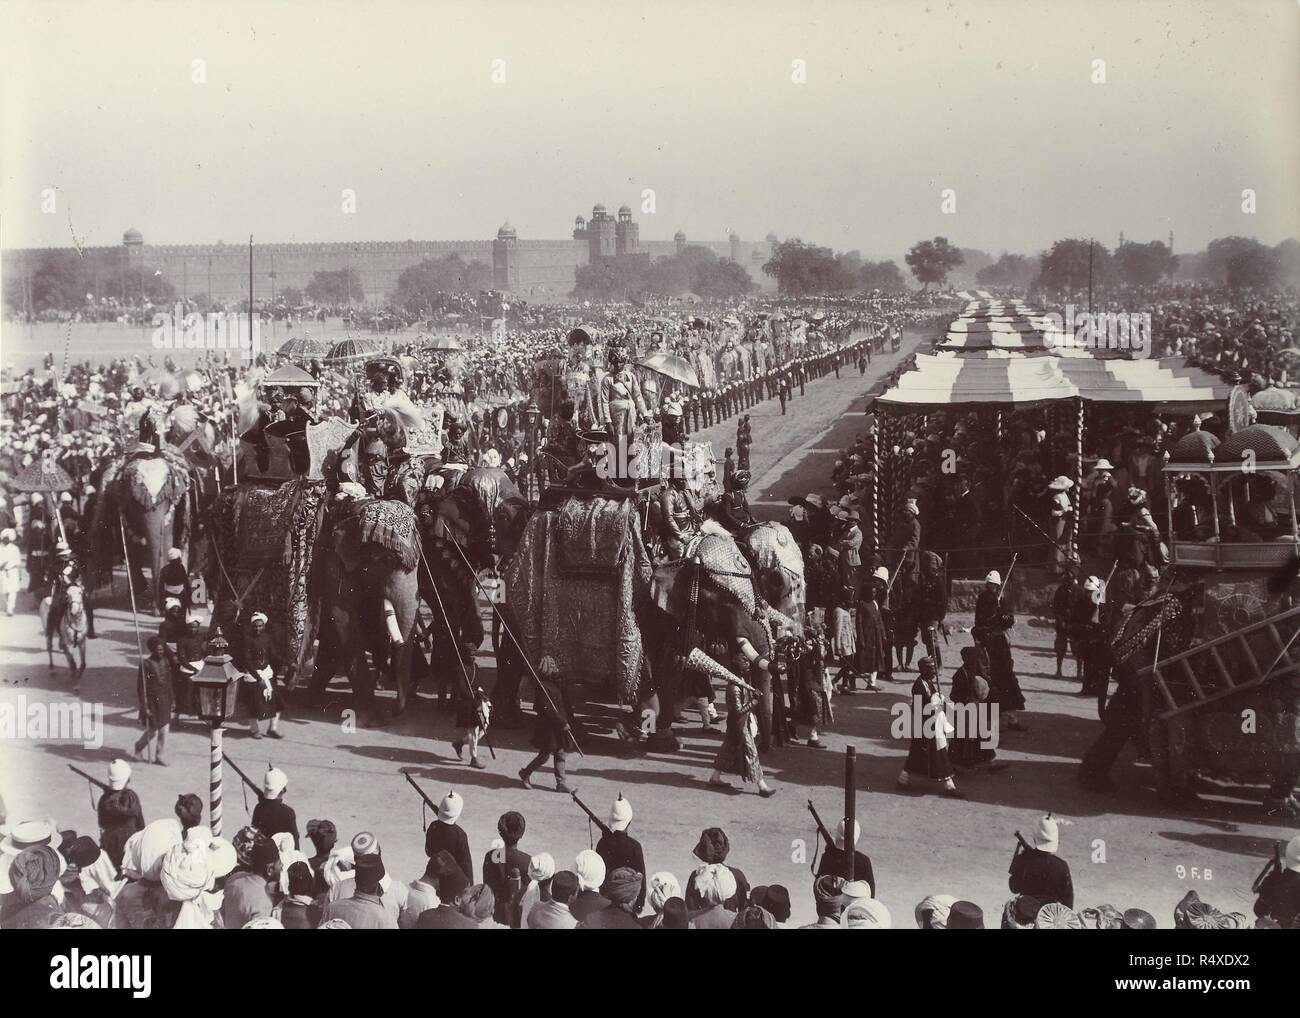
[588,203,616,262]
[766,231,779,246]
[729,231,741,263]
[123,227,143,248]
[674,229,687,256]
[572,215,587,242]
[493,221,518,291]
[615,204,638,257]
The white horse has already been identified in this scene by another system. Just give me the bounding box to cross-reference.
[40,583,88,684]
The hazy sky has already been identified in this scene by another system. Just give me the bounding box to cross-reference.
[2,0,1296,258]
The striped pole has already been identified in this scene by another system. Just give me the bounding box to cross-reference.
[870,415,880,551]
[209,724,224,837]
[1073,396,1085,563]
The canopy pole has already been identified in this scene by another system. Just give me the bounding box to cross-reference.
[1073,397,1084,563]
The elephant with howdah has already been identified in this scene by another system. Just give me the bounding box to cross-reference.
[84,448,207,616]
[503,495,798,750]
[205,478,423,725]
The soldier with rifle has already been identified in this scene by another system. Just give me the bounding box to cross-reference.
[809,805,876,895]
[1253,835,1300,929]
[589,793,646,913]
[1008,814,1073,908]
[973,559,1027,732]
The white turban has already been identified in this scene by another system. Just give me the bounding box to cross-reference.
[575,849,606,891]
[693,863,737,906]
[160,841,216,929]
[647,871,682,912]
[914,894,957,929]
[121,818,183,882]
[842,898,892,929]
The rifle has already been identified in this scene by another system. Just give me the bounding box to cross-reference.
[807,800,836,848]
[68,765,111,794]
[570,790,613,840]
[225,755,262,798]
[1252,842,1283,894]
[1009,830,1032,873]
[402,771,441,831]
[996,553,1018,610]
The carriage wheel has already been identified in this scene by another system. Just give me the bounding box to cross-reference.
[1207,590,1266,638]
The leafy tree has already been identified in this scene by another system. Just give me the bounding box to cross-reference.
[1226,247,1282,290]
[1113,240,1178,285]
[1035,238,1112,293]
[306,266,365,304]
[391,255,491,309]
[976,253,1036,288]
[1273,238,1300,286]
[277,287,305,306]
[1204,236,1266,283]
[763,239,840,295]
[572,256,650,300]
[859,259,907,292]
[692,258,756,299]
[905,237,964,289]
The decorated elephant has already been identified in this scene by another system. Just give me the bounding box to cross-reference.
[420,464,531,570]
[504,497,795,750]
[205,478,424,724]
[85,447,207,614]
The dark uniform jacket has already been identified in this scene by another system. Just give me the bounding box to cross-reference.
[816,847,876,897]
[596,831,647,912]
[424,821,473,884]
[1009,847,1074,907]
[251,798,299,849]
[1254,869,1300,929]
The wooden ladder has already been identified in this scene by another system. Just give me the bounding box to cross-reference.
[1137,604,1300,719]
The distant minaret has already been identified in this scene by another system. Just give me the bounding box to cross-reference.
[1118,231,1125,249]
[1168,231,1174,255]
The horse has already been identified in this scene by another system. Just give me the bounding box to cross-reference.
[40,583,88,684]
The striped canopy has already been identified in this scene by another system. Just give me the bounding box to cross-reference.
[876,350,1231,411]
[939,298,1055,351]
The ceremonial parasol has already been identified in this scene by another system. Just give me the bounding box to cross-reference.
[638,352,700,388]
[9,457,74,494]
[10,455,75,542]
[324,337,383,364]
[421,336,464,353]
[277,335,330,361]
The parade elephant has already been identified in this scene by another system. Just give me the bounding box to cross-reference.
[206,480,423,724]
[421,464,531,571]
[737,522,806,635]
[85,449,200,615]
[652,531,798,751]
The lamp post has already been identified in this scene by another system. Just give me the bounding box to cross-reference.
[192,629,236,836]
[524,397,543,502]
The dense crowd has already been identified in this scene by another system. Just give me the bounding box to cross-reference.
[3,764,1296,929]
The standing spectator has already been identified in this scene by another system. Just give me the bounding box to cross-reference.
[132,636,172,765]
[0,528,20,615]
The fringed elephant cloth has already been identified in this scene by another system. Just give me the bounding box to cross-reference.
[504,496,653,703]
[336,498,420,573]
[211,480,327,674]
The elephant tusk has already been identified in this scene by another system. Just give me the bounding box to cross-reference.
[684,647,757,694]
[735,637,769,671]
[383,598,404,645]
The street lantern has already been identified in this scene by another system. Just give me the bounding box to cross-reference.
[192,669,232,724]
[193,627,238,835]
[524,398,543,500]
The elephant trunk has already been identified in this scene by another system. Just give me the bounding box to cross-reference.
[684,647,757,694]
[383,598,404,645]
[764,604,797,635]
